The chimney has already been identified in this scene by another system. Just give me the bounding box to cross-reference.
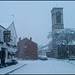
[19,37,21,41]
[30,37,32,41]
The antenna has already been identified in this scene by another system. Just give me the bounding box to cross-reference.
[11,14,14,22]
[56,4,58,7]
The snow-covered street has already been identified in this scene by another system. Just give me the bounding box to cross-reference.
[0,58,75,74]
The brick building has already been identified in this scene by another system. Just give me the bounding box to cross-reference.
[17,37,38,60]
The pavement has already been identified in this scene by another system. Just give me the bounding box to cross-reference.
[0,62,27,74]
[5,64,27,75]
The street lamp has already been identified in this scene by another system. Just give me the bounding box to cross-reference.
[67,50,69,59]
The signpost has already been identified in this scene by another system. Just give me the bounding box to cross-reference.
[4,31,11,42]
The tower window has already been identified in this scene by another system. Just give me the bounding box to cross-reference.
[56,11,61,23]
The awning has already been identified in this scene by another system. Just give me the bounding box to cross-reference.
[8,51,15,55]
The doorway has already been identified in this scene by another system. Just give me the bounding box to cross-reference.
[1,48,6,66]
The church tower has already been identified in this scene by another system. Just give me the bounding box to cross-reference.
[51,8,64,31]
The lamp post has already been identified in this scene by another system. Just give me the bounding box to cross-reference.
[67,50,69,59]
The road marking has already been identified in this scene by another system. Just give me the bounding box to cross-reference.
[5,64,27,75]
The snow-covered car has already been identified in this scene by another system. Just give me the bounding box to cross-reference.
[69,56,75,60]
[38,55,48,60]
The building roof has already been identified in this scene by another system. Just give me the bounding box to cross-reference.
[0,25,7,30]
[42,46,48,50]
[38,45,48,51]
[7,21,14,29]
[7,21,18,38]
[68,41,75,45]
[20,37,37,45]
[51,7,63,12]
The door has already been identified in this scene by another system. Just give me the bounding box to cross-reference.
[1,48,6,66]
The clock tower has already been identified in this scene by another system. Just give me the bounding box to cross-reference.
[51,8,64,31]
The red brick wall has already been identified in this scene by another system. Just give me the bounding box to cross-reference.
[17,38,38,60]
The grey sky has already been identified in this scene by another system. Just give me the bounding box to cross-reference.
[0,1,75,46]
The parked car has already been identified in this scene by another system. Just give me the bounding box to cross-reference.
[69,56,75,60]
[38,55,48,60]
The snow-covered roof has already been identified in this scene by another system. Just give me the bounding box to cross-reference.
[42,46,48,50]
[38,46,48,51]
[7,21,18,38]
[0,25,7,30]
[68,41,75,45]
[56,28,75,33]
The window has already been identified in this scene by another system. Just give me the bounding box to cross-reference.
[0,51,1,59]
[4,31,11,42]
[56,11,61,23]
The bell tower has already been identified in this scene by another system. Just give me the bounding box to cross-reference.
[51,8,64,31]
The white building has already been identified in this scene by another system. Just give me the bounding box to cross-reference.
[0,22,17,66]
[38,46,48,56]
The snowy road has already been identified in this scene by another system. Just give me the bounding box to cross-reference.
[0,58,75,74]
[10,58,75,74]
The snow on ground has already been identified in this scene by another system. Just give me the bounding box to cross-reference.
[68,60,75,65]
[11,58,75,74]
[0,62,26,74]
[0,58,75,74]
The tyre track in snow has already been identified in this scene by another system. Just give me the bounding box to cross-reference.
[5,64,27,75]
[59,59,75,66]
[67,61,75,65]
